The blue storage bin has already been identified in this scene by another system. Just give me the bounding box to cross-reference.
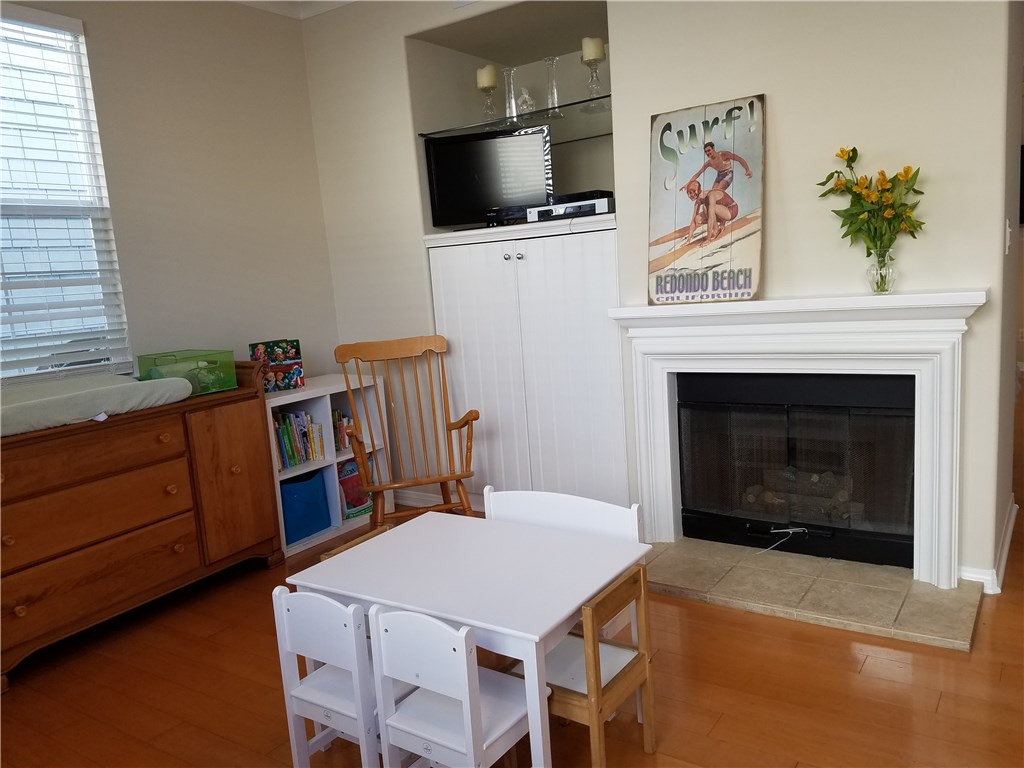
[280,471,331,545]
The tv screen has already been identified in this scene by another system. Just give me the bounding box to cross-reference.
[424,125,553,227]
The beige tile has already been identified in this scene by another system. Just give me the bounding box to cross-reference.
[891,627,971,652]
[820,559,914,590]
[892,580,982,649]
[797,611,896,640]
[672,536,752,564]
[709,564,815,608]
[647,581,710,603]
[736,547,829,577]
[707,594,798,621]
[647,547,732,593]
[641,539,981,649]
[797,578,906,627]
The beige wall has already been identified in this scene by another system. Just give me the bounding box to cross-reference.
[608,1,1020,575]
[26,1,340,376]
[302,1,1021,577]
[19,1,1020,578]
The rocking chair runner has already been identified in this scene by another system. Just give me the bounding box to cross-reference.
[334,335,480,528]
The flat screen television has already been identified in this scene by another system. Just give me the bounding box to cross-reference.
[424,125,553,228]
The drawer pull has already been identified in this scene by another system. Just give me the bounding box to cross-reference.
[13,605,28,618]
[2,535,14,547]
[230,465,242,475]
[165,484,178,495]
[158,432,172,443]
[173,543,185,554]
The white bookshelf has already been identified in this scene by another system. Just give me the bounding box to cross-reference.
[265,373,391,557]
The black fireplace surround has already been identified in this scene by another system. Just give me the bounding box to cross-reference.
[677,372,915,567]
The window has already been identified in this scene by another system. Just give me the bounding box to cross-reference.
[0,4,131,381]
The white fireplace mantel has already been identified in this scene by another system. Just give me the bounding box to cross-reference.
[611,290,989,589]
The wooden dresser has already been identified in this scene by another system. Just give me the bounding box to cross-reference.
[0,361,282,690]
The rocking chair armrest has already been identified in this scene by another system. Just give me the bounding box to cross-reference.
[448,409,479,470]
[449,409,480,431]
[344,423,363,446]
[343,425,375,486]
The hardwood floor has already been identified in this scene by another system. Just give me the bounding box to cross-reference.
[2,514,1021,768]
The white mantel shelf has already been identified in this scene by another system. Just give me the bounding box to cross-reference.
[610,290,989,330]
[611,289,990,590]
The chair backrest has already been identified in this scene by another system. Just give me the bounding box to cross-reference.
[273,585,367,670]
[271,586,377,768]
[483,485,643,542]
[369,605,487,767]
[335,335,472,490]
[550,564,657,765]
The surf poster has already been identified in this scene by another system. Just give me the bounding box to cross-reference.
[649,95,764,305]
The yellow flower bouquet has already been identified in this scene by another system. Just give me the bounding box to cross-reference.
[817,146,925,258]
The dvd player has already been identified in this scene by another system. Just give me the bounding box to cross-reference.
[527,193,614,222]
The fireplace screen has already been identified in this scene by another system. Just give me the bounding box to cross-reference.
[677,373,915,564]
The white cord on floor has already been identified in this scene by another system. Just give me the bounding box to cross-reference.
[750,527,808,555]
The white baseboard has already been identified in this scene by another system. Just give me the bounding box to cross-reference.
[959,496,1018,595]
[960,566,1000,594]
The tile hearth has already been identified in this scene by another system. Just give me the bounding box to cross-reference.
[645,536,983,650]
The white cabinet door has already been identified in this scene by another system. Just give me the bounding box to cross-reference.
[430,239,532,493]
[515,230,628,505]
[429,226,628,506]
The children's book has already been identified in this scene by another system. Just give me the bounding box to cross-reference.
[249,338,304,393]
[338,458,373,520]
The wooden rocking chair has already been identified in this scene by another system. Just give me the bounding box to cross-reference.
[335,335,479,528]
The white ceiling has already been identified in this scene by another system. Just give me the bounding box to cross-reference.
[410,1,609,66]
[236,1,349,20]
[235,2,609,66]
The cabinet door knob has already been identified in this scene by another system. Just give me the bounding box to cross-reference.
[1,535,15,547]
[13,605,27,618]
[502,253,512,261]
[515,252,524,260]
[173,543,185,554]
[165,484,178,495]
[230,465,242,475]
[158,432,172,443]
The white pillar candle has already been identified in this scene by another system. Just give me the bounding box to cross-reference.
[582,37,605,62]
[476,64,497,90]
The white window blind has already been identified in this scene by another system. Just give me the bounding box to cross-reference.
[0,4,131,381]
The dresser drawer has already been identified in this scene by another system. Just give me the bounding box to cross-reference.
[1,414,186,500]
[1,458,194,574]
[1,514,200,650]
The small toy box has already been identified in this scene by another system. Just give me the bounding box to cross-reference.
[138,349,237,396]
[280,471,331,545]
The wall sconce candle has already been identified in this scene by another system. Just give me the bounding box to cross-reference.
[581,37,605,63]
[476,64,498,90]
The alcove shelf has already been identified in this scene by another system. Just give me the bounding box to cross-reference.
[420,94,611,146]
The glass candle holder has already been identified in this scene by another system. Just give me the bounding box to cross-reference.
[479,85,496,118]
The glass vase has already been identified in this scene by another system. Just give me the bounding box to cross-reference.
[502,66,517,120]
[544,56,563,118]
[867,249,896,294]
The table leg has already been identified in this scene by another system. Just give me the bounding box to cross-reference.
[520,643,552,767]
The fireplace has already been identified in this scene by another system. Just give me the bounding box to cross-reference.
[676,371,915,567]
[611,291,987,589]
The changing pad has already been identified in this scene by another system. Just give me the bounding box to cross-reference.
[1,374,193,437]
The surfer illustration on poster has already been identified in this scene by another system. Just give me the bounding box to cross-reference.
[648,95,765,305]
